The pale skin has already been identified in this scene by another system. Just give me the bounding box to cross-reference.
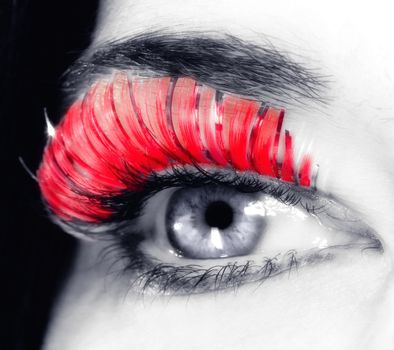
[44,0,394,349]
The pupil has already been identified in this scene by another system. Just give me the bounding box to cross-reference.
[204,200,234,230]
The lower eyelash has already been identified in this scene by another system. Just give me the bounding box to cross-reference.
[96,239,381,296]
[107,246,341,295]
[126,254,293,295]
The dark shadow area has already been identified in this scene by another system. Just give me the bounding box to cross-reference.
[1,1,99,348]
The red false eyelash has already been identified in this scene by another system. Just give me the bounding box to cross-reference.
[38,72,314,223]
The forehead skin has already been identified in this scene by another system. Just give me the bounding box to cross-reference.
[93,0,394,130]
[44,1,394,349]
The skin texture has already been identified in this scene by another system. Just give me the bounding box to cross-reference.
[44,0,394,349]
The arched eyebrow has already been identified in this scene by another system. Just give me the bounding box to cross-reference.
[63,30,329,108]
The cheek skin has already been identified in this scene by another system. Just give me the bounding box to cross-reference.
[44,241,390,350]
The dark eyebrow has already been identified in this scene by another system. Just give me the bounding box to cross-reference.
[63,31,329,108]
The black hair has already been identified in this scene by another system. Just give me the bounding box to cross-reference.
[64,31,328,109]
[1,1,99,349]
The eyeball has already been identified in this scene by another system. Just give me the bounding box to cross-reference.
[165,185,266,258]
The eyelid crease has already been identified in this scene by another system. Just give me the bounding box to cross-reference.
[37,71,314,224]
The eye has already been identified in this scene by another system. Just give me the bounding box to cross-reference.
[162,184,375,260]
[127,169,381,295]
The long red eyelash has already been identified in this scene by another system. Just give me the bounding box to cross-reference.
[38,71,314,223]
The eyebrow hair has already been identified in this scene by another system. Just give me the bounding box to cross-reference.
[63,31,328,108]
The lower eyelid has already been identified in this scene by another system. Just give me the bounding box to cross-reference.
[110,242,379,296]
